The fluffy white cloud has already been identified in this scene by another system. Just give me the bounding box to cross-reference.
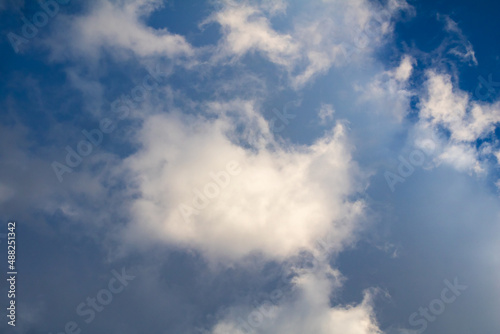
[205,0,299,66]
[420,72,500,142]
[122,99,366,261]
[211,265,382,334]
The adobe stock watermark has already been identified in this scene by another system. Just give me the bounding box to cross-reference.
[385,139,436,192]
[233,289,282,333]
[178,161,242,222]
[475,73,500,101]
[7,0,71,54]
[407,277,467,334]
[51,64,169,183]
[48,267,135,334]
[269,100,300,133]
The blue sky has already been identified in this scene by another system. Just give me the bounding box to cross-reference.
[1,0,500,333]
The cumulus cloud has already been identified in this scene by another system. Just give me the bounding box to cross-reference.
[210,265,382,334]
[122,99,367,261]
[5,0,500,333]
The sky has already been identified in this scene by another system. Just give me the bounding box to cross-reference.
[0,0,499,333]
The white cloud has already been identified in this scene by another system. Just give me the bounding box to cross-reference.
[211,265,382,334]
[394,55,415,82]
[438,143,484,173]
[122,99,367,262]
[357,55,415,122]
[415,71,500,173]
[208,0,414,89]
[45,0,194,61]
[440,15,478,65]
[5,1,500,333]
[204,1,299,66]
